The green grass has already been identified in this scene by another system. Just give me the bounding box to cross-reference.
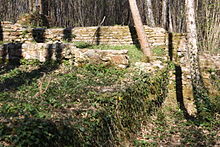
[0,62,170,146]
[152,46,166,56]
[0,60,219,146]
[0,41,9,45]
[91,45,145,63]
[75,42,145,63]
[74,42,168,63]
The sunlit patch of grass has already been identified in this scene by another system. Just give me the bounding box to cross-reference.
[81,44,145,63]
[0,62,171,146]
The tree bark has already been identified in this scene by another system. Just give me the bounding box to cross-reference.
[29,0,34,12]
[161,0,167,28]
[185,0,211,116]
[30,0,42,14]
[128,0,151,57]
[168,0,173,32]
[145,0,155,27]
[39,0,43,14]
[161,0,173,32]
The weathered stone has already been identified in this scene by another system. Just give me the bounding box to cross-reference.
[111,55,129,65]
[10,32,21,36]
[0,42,129,68]
[1,21,186,52]
[73,49,129,68]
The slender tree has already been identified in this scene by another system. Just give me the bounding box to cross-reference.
[185,0,211,118]
[29,0,33,12]
[145,0,155,27]
[168,0,173,32]
[29,0,42,13]
[161,0,168,28]
[128,0,151,57]
[161,0,173,32]
[0,21,3,41]
[39,0,43,14]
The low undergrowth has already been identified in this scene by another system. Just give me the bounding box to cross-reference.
[0,62,170,146]
[133,65,220,147]
[209,69,220,114]
[0,60,219,146]
[134,110,220,146]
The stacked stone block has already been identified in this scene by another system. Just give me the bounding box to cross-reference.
[0,42,129,68]
[0,21,188,69]
[1,21,183,50]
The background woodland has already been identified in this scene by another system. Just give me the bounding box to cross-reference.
[0,0,219,52]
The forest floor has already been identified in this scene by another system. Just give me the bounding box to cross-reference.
[0,45,220,146]
[134,80,220,147]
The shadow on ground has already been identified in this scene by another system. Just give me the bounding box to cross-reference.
[0,42,63,92]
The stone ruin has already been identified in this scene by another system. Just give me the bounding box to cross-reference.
[0,41,129,68]
[1,20,220,104]
[0,20,219,71]
[0,20,186,68]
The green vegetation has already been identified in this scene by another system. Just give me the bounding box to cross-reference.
[0,50,219,146]
[134,109,220,146]
[0,41,8,45]
[74,41,92,48]
[209,69,220,114]
[75,42,168,63]
[0,61,170,146]
[21,30,29,38]
[75,42,145,63]
[20,59,41,66]
[152,46,166,56]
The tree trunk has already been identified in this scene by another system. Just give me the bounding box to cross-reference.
[29,0,34,12]
[39,0,43,14]
[185,0,211,117]
[128,0,151,57]
[161,0,173,32]
[32,0,42,14]
[168,0,173,32]
[0,22,3,41]
[145,0,155,27]
[161,0,167,28]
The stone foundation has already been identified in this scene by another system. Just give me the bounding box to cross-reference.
[0,42,129,68]
[1,21,220,103]
[0,21,187,68]
[0,21,185,50]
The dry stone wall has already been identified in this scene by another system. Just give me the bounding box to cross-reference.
[1,21,220,99]
[1,21,185,50]
[0,42,129,68]
[0,21,187,68]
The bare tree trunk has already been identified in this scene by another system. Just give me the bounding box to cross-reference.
[161,0,167,28]
[39,0,43,14]
[168,0,173,32]
[185,0,211,117]
[145,0,155,27]
[29,0,34,13]
[128,0,151,57]
[32,0,37,12]
[162,0,173,31]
